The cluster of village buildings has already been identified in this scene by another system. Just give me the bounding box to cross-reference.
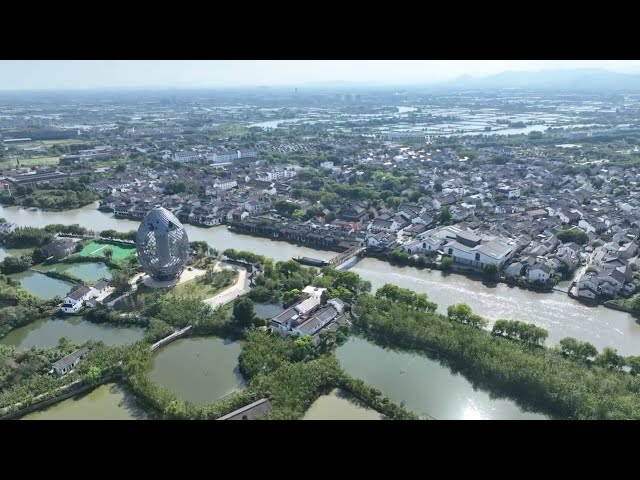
[269,285,349,346]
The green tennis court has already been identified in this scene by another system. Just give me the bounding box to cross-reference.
[79,241,135,261]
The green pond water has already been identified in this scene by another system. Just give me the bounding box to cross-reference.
[303,389,384,420]
[337,337,550,420]
[21,383,146,420]
[148,336,245,406]
[38,261,112,283]
[0,315,146,352]
[9,270,74,299]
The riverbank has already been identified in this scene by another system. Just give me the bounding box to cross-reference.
[1,203,639,356]
[231,227,558,294]
[604,299,639,317]
[353,291,640,420]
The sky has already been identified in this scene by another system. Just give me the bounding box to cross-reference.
[2,60,640,90]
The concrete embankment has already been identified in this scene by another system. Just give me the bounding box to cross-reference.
[603,300,636,315]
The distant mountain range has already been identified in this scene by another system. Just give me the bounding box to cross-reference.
[444,69,640,91]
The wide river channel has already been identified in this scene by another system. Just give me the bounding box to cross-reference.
[3,203,639,419]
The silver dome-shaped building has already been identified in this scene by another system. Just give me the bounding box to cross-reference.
[136,206,189,281]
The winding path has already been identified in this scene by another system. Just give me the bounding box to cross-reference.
[203,266,249,308]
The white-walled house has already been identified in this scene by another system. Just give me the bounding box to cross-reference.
[527,263,552,282]
[60,286,97,314]
[443,233,514,268]
[302,286,327,300]
[506,261,524,277]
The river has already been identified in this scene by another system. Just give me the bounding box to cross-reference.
[1,203,638,356]
[350,259,640,356]
[337,337,549,420]
[0,315,146,351]
[21,383,146,420]
[148,337,245,406]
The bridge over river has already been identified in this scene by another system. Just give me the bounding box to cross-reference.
[294,246,366,270]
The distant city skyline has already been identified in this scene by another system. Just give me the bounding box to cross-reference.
[2,60,640,91]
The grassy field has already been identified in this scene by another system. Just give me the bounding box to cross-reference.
[79,241,135,261]
[115,269,238,312]
[41,139,87,146]
[0,156,60,167]
[165,270,237,301]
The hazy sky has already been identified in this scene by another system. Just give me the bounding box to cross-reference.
[2,60,640,90]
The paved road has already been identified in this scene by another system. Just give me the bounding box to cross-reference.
[203,266,249,309]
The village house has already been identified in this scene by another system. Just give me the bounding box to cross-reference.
[41,237,77,260]
[51,346,90,376]
[60,285,97,314]
[527,263,553,282]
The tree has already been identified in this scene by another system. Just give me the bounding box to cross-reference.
[559,337,580,358]
[103,248,113,260]
[31,248,47,264]
[556,228,588,246]
[438,206,452,225]
[233,297,255,329]
[627,356,640,376]
[628,294,640,314]
[576,342,597,361]
[282,289,300,305]
[441,256,453,269]
[292,209,304,221]
[483,263,498,279]
[86,365,102,383]
[595,347,626,370]
[434,182,443,193]
[447,303,473,323]
[320,290,329,305]
[390,249,409,264]
[290,335,314,362]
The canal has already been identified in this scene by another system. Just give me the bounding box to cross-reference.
[1,202,637,356]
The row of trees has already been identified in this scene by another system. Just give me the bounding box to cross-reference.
[447,303,488,329]
[377,284,437,313]
[99,230,137,242]
[223,248,265,265]
[492,319,549,347]
[0,226,54,248]
[353,292,640,419]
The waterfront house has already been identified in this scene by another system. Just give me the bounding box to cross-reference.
[506,261,524,277]
[52,346,90,376]
[443,231,514,268]
[527,263,552,282]
[41,237,76,260]
[292,305,338,337]
[91,278,111,294]
[60,285,96,314]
